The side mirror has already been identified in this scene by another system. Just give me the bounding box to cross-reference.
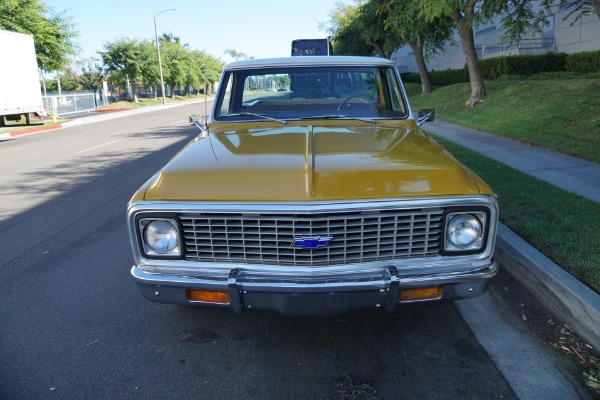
[189,114,207,131]
[417,108,435,127]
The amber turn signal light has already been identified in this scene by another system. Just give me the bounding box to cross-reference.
[400,287,442,302]
[187,290,230,304]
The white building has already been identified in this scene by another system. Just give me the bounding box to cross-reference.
[392,3,600,73]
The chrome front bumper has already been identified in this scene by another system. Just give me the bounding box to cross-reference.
[131,261,498,316]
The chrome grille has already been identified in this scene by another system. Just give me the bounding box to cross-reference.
[179,209,444,266]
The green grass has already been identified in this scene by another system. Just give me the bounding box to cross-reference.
[403,82,423,98]
[404,79,600,291]
[407,80,600,163]
[433,135,600,293]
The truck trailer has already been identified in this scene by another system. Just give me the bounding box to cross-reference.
[291,38,333,56]
[0,30,45,126]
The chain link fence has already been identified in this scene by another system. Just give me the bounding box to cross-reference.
[42,91,108,116]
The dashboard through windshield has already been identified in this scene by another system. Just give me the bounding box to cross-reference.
[214,65,409,121]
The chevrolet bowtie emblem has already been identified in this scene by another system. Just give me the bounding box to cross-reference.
[292,236,333,249]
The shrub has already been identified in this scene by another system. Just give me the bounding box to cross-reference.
[479,53,567,79]
[400,72,421,84]
[401,69,470,86]
[566,50,600,73]
[430,67,469,86]
[402,50,599,87]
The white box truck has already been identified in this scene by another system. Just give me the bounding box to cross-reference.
[0,30,45,126]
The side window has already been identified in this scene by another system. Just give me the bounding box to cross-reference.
[218,74,233,115]
[385,68,405,113]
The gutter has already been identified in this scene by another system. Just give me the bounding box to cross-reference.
[495,223,600,350]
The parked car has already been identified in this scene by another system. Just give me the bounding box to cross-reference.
[127,56,498,316]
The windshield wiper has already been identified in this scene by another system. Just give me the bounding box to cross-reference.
[297,115,376,124]
[222,112,286,125]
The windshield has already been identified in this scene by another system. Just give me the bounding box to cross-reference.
[214,65,408,121]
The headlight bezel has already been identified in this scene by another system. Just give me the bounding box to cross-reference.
[442,207,490,255]
[137,216,182,259]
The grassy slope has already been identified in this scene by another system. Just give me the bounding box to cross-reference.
[404,80,600,292]
[436,136,600,292]
[406,80,600,163]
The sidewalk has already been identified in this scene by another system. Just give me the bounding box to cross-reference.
[424,119,600,203]
[423,119,600,351]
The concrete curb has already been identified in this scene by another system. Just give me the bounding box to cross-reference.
[495,223,600,350]
[0,123,63,139]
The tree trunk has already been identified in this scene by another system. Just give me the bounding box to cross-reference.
[132,79,139,103]
[452,5,485,107]
[408,39,432,94]
[170,81,176,98]
[595,0,600,19]
[371,42,391,59]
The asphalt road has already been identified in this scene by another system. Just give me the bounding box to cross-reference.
[0,103,579,399]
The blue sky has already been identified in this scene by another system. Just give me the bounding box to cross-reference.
[46,0,351,62]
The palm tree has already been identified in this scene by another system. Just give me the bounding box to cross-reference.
[223,49,247,61]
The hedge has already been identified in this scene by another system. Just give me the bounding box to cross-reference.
[566,50,600,73]
[400,72,421,83]
[479,53,567,79]
[400,50,599,87]
[400,68,469,86]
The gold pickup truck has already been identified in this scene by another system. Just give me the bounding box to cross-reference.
[127,56,498,315]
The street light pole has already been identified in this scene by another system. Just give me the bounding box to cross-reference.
[154,8,177,106]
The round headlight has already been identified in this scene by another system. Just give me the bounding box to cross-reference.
[447,214,482,248]
[144,220,179,254]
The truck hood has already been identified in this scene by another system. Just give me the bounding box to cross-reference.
[143,121,482,201]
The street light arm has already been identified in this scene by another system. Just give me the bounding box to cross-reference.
[155,8,177,18]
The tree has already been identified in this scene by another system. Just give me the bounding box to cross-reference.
[99,33,223,101]
[512,0,600,43]
[186,50,211,95]
[375,0,454,94]
[0,0,78,71]
[137,40,159,98]
[418,0,575,106]
[418,1,489,106]
[161,32,182,45]
[161,40,188,97]
[325,1,394,58]
[204,57,225,92]
[44,76,78,91]
[325,0,451,93]
[569,0,600,20]
[541,0,600,24]
[68,57,104,91]
[223,49,247,61]
[100,38,145,102]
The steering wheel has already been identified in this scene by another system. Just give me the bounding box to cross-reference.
[337,95,371,111]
